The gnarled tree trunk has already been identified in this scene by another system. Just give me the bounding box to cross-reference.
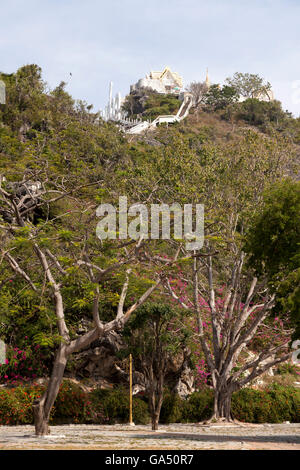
[210,385,234,422]
[33,344,68,436]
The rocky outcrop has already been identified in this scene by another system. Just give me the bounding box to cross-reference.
[74,331,125,383]
[71,331,195,397]
[174,364,195,397]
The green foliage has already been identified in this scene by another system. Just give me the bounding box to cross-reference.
[90,386,150,424]
[122,302,192,357]
[32,332,62,348]
[0,63,299,407]
[122,89,180,120]
[159,386,300,424]
[159,385,300,424]
[228,98,290,128]
[183,389,214,422]
[203,84,239,111]
[0,382,298,425]
[245,179,300,275]
[143,93,180,118]
[159,389,215,425]
[231,385,300,423]
[244,179,300,338]
[159,391,186,424]
[0,380,95,425]
[0,384,44,425]
[51,380,95,424]
[276,363,300,377]
[225,72,272,99]
[0,64,128,183]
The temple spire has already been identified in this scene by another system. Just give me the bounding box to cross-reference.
[205,68,210,89]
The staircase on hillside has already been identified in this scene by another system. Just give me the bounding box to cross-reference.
[126,92,193,135]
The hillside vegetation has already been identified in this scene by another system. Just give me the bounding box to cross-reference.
[0,65,299,431]
[0,62,299,367]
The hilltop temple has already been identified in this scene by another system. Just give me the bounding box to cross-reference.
[130,66,183,95]
[100,66,274,123]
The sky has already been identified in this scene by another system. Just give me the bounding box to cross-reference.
[1,0,300,116]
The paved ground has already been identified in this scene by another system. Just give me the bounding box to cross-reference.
[0,423,299,450]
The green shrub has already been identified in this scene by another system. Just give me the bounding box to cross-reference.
[0,384,44,425]
[90,386,150,425]
[231,98,288,127]
[1,382,298,426]
[50,380,95,424]
[0,388,25,425]
[143,94,180,118]
[232,385,300,423]
[183,388,214,422]
[275,363,299,376]
[231,388,262,423]
[0,380,97,425]
[160,392,186,424]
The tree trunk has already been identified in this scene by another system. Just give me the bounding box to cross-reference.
[151,391,164,431]
[149,389,157,430]
[151,412,159,431]
[33,344,68,436]
[149,378,164,430]
[208,385,234,423]
[33,394,50,436]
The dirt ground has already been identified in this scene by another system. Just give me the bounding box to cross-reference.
[0,422,299,450]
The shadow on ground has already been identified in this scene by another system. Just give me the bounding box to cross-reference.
[134,433,300,444]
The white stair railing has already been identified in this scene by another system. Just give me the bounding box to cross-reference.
[126,92,193,134]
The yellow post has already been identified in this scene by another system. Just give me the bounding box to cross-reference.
[129,354,135,426]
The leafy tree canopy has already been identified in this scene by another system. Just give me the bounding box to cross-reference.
[244,179,300,339]
[225,72,272,99]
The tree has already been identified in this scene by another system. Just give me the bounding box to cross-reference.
[0,65,46,139]
[225,72,272,99]
[185,81,208,107]
[122,302,192,430]
[244,179,300,341]
[229,98,289,128]
[0,172,170,435]
[122,92,140,117]
[122,89,180,120]
[165,246,292,423]
[1,63,298,431]
[202,84,239,111]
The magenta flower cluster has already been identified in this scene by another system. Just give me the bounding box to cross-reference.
[0,342,48,385]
